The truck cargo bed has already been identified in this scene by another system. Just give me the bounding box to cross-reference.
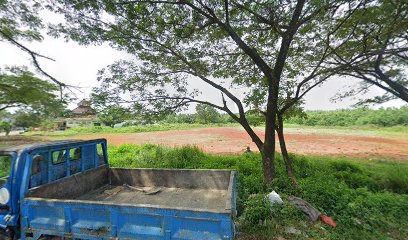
[22,166,236,239]
[77,184,228,211]
[27,166,235,212]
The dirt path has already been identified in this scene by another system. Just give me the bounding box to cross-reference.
[74,127,408,161]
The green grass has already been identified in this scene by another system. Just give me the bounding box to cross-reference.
[21,123,408,141]
[108,144,408,240]
[23,123,235,136]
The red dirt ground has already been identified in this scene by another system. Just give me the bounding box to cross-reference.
[76,127,408,161]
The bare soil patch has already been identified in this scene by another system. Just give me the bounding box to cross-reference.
[0,135,42,149]
[73,127,408,161]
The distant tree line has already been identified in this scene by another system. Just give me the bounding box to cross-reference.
[162,105,408,127]
[286,107,408,127]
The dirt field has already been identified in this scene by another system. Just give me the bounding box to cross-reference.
[69,127,408,161]
[1,127,406,160]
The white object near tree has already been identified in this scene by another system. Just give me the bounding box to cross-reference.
[267,191,283,206]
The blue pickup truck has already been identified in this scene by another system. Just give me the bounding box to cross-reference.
[0,139,237,240]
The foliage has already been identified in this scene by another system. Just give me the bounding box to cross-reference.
[0,121,11,135]
[329,0,408,103]
[97,105,129,128]
[195,104,221,124]
[242,194,272,225]
[38,120,56,131]
[0,0,43,43]
[0,0,68,91]
[49,0,382,184]
[0,110,11,120]
[244,111,265,127]
[163,112,237,125]
[160,107,408,128]
[107,144,408,239]
[13,111,43,128]
[162,113,197,124]
[0,67,62,112]
[286,106,408,127]
[0,155,12,177]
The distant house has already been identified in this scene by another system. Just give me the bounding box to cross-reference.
[57,100,99,129]
[71,99,96,116]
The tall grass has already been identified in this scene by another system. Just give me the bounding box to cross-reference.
[108,144,408,239]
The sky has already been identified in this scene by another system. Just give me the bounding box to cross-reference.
[0,18,405,112]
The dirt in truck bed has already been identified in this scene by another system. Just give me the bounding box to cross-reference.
[76,184,228,211]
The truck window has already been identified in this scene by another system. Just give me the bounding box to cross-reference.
[0,155,12,184]
[97,144,105,164]
[69,148,81,161]
[32,154,46,175]
[52,150,66,164]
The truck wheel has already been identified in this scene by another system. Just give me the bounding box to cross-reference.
[0,227,17,240]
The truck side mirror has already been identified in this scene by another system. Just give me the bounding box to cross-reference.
[0,187,10,205]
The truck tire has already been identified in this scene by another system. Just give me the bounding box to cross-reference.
[0,227,17,240]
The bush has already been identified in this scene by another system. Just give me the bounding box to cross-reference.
[242,194,272,225]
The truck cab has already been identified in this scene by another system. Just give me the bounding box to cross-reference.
[0,139,108,238]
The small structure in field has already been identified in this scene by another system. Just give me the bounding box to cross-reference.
[57,100,99,129]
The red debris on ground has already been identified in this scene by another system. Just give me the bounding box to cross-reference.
[320,214,337,228]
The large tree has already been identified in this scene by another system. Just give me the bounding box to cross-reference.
[195,104,221,124]
[98,105,129,128]
[50,0,371,184]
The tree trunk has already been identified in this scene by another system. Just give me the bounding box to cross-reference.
[276,114,297,185]
[260,142,275,185]
[261,84,279,185]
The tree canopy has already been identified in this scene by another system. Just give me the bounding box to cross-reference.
[97,105,129,128]
[326,0,408,103]
[0,121,11,136]
[195,104,221,124]
[0,67,63,112]
[48,0,404,184]
[0,0,68,90]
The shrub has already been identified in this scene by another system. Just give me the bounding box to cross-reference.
[242,194,272,225]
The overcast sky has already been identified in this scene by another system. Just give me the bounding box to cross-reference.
[0,23,405,112]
